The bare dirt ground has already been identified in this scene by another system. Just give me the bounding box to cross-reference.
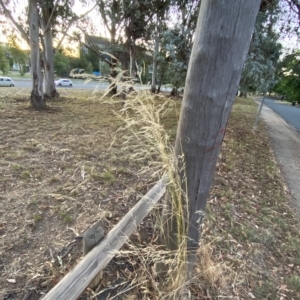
[1,91,300,300]
[0,89,169,299]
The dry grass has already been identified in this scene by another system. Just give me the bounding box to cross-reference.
[1,90,300,300]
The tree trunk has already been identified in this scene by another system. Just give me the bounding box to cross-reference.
[109,58,118,95]
[29,0,46,109]
[129,46,136,80]
[151,27,159,93]
[43,28,57,98]
[170,87,177,96]
[39,0,58,98]
[162,0,260,278]
[107,20,117,95]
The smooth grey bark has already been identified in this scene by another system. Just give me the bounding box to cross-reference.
[253,91,267,130]
[39,0,58,98]
[163,0,261,276]
[29,0,46,109]
[129,46,136,79]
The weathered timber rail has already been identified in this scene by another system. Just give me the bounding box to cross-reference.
[42,176,167,300]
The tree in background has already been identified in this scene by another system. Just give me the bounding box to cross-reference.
[54,49,71,77]
[96,0,126,94]
[158,0,200,95]
[149,0,170,93]
[8,34,28,76]
[28,0,45,109]
[274,51,300,103]
[0,45,9,75]
[0,0,97,108]
[239,7,282,96]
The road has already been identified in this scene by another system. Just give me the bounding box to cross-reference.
[14,79,110,90]
[11,78,172,92]
[263,98,300,132]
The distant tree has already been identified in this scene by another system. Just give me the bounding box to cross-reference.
[8,34,28,76]
[54,49,70,77]
[150,0,171,93]
[86,50,100,72]
[0,45,9,75]
[274,51,300,103]
[239,10,282,96]
[159,0,200,95]
[86,61,93,74]
[9,56,14,69]
[96,0,126,94]
[0,0,97,107]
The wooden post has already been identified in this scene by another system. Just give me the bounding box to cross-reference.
[168,0,261,277]
[83,224,104,289]
[42,176,167,300]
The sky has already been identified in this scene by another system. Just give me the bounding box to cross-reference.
[0,0,105,49]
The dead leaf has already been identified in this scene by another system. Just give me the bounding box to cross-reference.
[7,279,16,283]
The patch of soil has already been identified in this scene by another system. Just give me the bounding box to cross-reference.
[0,89,159,299]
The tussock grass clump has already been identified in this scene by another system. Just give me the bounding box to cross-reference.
[114,91,189,298]
[101,90,228,299]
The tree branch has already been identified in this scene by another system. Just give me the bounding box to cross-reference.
[55,1,97,50]
[0,0,29,45]
[42,0,59,35]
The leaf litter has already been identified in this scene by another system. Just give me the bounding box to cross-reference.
[0,90,300,299]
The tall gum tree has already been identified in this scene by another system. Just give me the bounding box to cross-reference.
[39,0,58,98]
[161,0,261,279]
[29,0,46,109]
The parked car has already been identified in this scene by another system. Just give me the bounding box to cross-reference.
[55,78,73,87]
[0,77,15,87]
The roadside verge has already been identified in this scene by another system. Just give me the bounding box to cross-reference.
[260,103,300,215]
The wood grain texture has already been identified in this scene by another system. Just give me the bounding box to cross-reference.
[173,0,261,272]
[82,225,105,289]
[42,176,167,300]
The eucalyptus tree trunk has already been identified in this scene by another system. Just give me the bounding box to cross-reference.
[129,46,136,80]
[40,0,58,98]
[43,28,57,97]
[151,27,159,93]
[29,0,46,109]
[161,0,261,278]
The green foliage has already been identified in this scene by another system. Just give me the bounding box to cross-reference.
[9,56,14,69]
[86,49,101,72]
[0,45,10,75]
[8,35,28,76]
[99,61,111,76]
[69,50,94,74]
[161,28,189,89]
[158,1,199,92]
[287,276,300,292]
[86,61,93,74]
[240,11,282,95]
[274,52,300,103]
[54,49,71,77]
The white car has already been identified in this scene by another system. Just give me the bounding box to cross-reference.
[0,77,15,87]
[55,78,73,87]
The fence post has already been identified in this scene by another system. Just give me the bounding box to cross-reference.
[83,224,105,289]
